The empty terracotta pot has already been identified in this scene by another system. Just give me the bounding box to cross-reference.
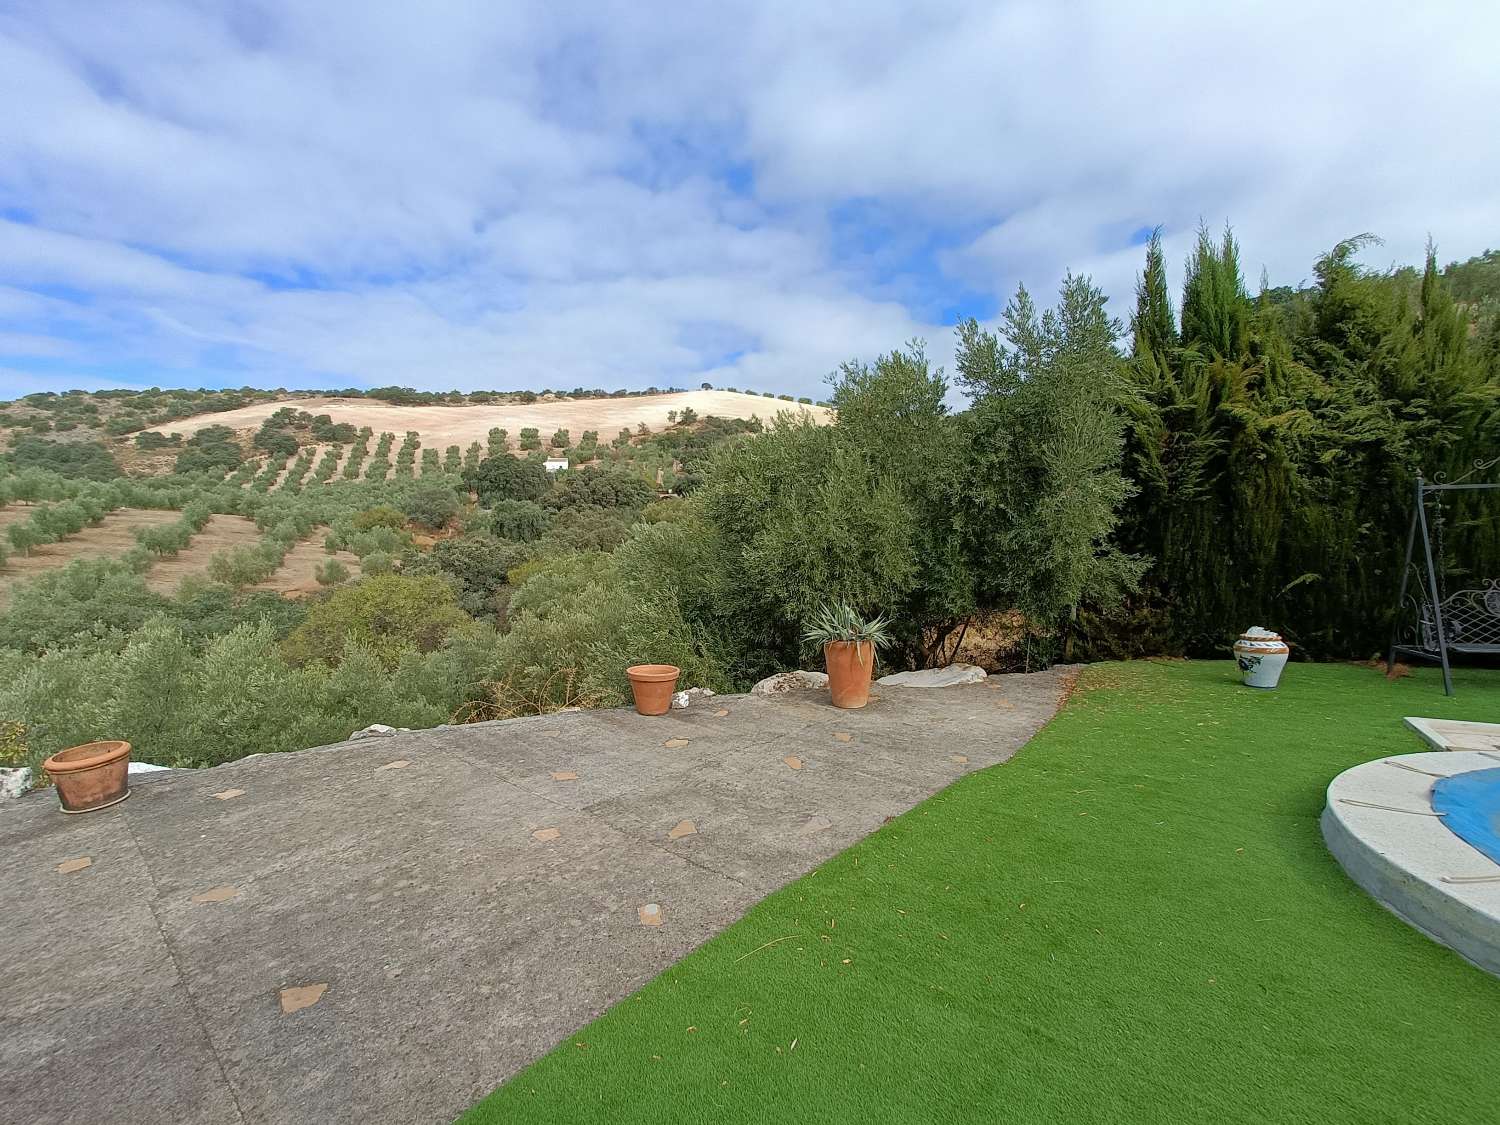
[824,640,876,708]
[626,664,681,715]
[43,740,132,814]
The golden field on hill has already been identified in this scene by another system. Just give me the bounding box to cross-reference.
[146,390,830,445]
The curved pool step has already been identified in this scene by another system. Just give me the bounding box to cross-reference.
[1322,750,1500,978]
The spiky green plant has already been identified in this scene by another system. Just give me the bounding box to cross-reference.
[801,602,893,658]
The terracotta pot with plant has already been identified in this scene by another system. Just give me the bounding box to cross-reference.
[625,664,681,716]
[42,740,132,813]
[803,602,892,709]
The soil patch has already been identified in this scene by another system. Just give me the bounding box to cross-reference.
[142,514,264,594]
[0,508,180,606]
[249,537,361,598]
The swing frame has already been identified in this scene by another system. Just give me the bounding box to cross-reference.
[1387,465,1500,696]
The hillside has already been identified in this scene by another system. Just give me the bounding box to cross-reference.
[143,390,830,446]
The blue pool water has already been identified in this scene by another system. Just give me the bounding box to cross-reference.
[1431,767,1500,867]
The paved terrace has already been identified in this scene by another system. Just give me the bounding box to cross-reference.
[1,670,1074,1124]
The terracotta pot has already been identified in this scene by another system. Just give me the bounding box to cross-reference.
[824,640,876,708]
[626,664,681,716]
[43,740,132,814]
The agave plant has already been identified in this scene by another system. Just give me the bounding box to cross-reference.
[801,601,893,652]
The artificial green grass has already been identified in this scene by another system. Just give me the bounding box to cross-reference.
[462,661,1500,1124]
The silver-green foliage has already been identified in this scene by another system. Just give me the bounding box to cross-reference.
[0,617,502,772]
[956,275,1147,642]
[801,601,893,648]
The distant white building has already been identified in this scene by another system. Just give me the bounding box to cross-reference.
[543,457,569,473]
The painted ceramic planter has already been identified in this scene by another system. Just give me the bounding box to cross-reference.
[1233,627,1289,689]
[625,664,681,716]
[42,740,132,813]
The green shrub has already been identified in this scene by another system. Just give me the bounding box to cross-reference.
[10,436,120,481]
[360,550,395,576]
[352,506,407,531]
[543,466,655,511]
[420,534,531,615]
[491,499,550,542]
[465,454,548,505]
[400,482,461,530]
[282,574,470,669]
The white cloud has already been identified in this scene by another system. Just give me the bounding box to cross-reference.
[0,1,1496,394]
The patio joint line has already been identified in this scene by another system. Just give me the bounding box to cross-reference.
[121,812,249,1125]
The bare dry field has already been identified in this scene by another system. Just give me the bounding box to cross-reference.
[0,508,180,606]
[249,538,360,598]
[145,390,830,447]
[142,514,263,594]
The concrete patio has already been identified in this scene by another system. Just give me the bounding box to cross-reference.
[0,670,1073,1124]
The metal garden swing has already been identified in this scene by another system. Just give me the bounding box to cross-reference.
[1387,458,1500,695]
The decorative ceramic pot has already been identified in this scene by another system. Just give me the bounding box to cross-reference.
[824,640,876,709]
[42,740,132,813]
[625,664,681,716]
[1232,628,1289,689]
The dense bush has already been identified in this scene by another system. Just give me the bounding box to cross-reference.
[465,454,548,505]
[352,505,407,531]
[0,558,173,652]
[282,574,471,668]
[543,466,655,511]
[400,481,461,529]
[413,534,531,615]
[1097,230,1500,659]
[539,505,637,554]
[491,499,550,541]
[0,617,501,771]
[9,437,120,481]
[174,425,244,476]
[134,431,182,450]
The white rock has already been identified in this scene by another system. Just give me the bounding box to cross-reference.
[877,664,987,688]
[128,762,171,774]
[350,724,410,740]
[670,687,718,709]
[1,767,31,800]
[751,670,829,697]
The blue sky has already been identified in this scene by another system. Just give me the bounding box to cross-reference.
[1,1,1497,398]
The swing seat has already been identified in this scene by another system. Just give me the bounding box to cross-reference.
[1406,583,1500,656]
[1387,470,1500,695]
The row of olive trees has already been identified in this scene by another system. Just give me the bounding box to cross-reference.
[0,616,504,773]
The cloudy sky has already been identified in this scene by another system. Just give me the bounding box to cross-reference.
[1,1,1496,397]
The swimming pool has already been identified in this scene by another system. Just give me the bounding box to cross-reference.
[1431,766,1500,866]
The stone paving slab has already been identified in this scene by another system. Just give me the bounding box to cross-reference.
[0,669,1074,1124]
